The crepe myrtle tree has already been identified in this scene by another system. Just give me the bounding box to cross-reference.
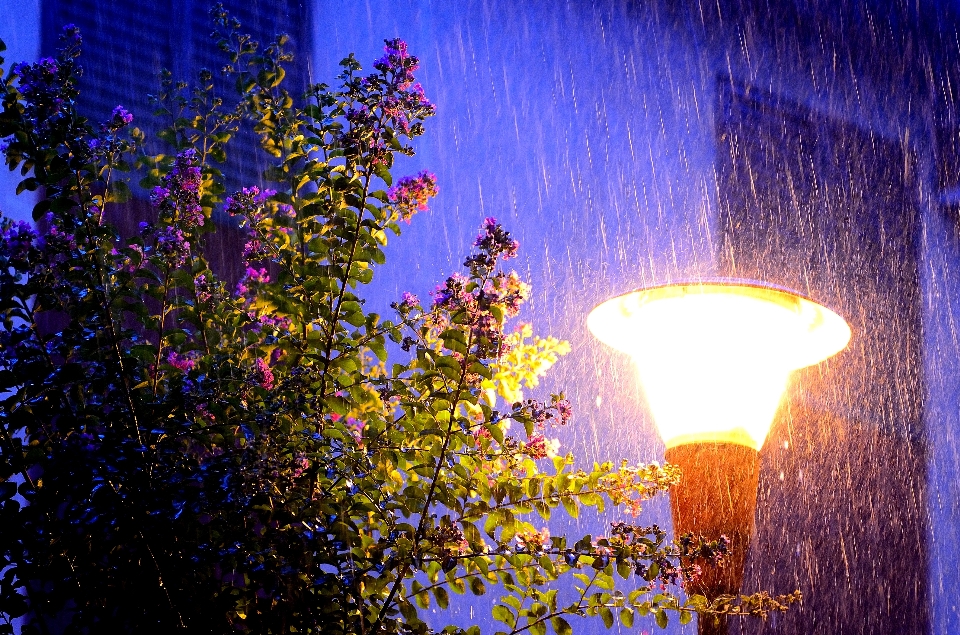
[0,12,799,635]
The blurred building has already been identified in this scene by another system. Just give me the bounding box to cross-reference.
[39,0,313,280]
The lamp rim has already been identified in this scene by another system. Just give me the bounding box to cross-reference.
[586,277,852,370]
[593,277,831,307]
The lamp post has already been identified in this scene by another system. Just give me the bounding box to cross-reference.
[587,280,850,635]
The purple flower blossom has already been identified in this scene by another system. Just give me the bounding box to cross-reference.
[102,105,133,132]
[373,39,435,133]
[474,217,519,260]
[0,219,37,265]
[387,171,438,222]
[111,105,133,125]
[150,186,170,206]
[243,238,266,263]
[337,39,434,164]
[151,149,204,229]
[37,217,77,263]
[259,314,290,330]
[374,39,415,75]
[253,358,275,390]
[224,186,275,218]
[194,273,212,304]
[114,243,144,274]
[156,225,190,268]
[291,454,310,478]
[166,350,196,373]
[246,267,270,284]
[400,291,419,309]
[431,272,472,312]
[61,24,81,51]
[235,267,270,298]
[485,271,529,318]
[14,57,60,103]
[524,434,559,460]
[248,312,291,334]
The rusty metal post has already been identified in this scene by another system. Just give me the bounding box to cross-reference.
[664,443,760,635]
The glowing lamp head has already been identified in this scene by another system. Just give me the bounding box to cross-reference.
[587,280,851,451]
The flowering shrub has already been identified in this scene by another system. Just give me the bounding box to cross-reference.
[0,12,798,635]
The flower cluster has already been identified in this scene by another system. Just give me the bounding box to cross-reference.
[37,214,78,264]
[13,56,67,133]
[235,266,270,298]
[225,186,277,267]
[154,225,190,269]
[522,434,560,460]
[387,170,438,223]
[224,186,274,219]
[290,454,310,479]
[103,105,133,132]
[485,271,529,319]
[337,39,435,166]
[598,461,681,517]
[0,218,37,268]
[522,394,573,429]
[249,313,291,333]
[194,273,213,304]
[398,291,419,311]
[341,105,388,166]
[427,219,530,359]
[469,217,519,268]
[253,357,275,390]
[151,149,203,228]
[374,38,436,135]
[167,350,197,373]
[611,524,729,591]
[516,526,551,552]
[425,517,470,566]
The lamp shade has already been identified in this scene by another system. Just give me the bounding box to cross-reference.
[587,280,851,450]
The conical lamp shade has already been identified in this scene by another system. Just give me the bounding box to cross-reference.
[587,280,850,450]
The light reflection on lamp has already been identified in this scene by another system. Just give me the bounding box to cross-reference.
[587,279,850,635]
[587,280,850,451]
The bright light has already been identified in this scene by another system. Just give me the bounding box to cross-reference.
[587,280,851,451]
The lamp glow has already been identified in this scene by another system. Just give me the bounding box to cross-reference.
[587,280,851,450]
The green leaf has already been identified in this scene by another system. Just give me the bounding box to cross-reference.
[619,608,634,628]
[15,177,38,194]
[655,609,669,628]
[550,616,573,635]
[679,609,693,625]
[433,586,449,609]
[469,576,486,596]
[600,606,613,628]
[415,590,430,609]
[492,604,516,627]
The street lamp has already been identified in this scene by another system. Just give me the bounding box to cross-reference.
[587,280,850,634]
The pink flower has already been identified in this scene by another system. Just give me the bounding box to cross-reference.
[387,171,438,222]
[400,291,419,308]
[516,527,551,551]
[166,350,196,373]
[253,358,274,390]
